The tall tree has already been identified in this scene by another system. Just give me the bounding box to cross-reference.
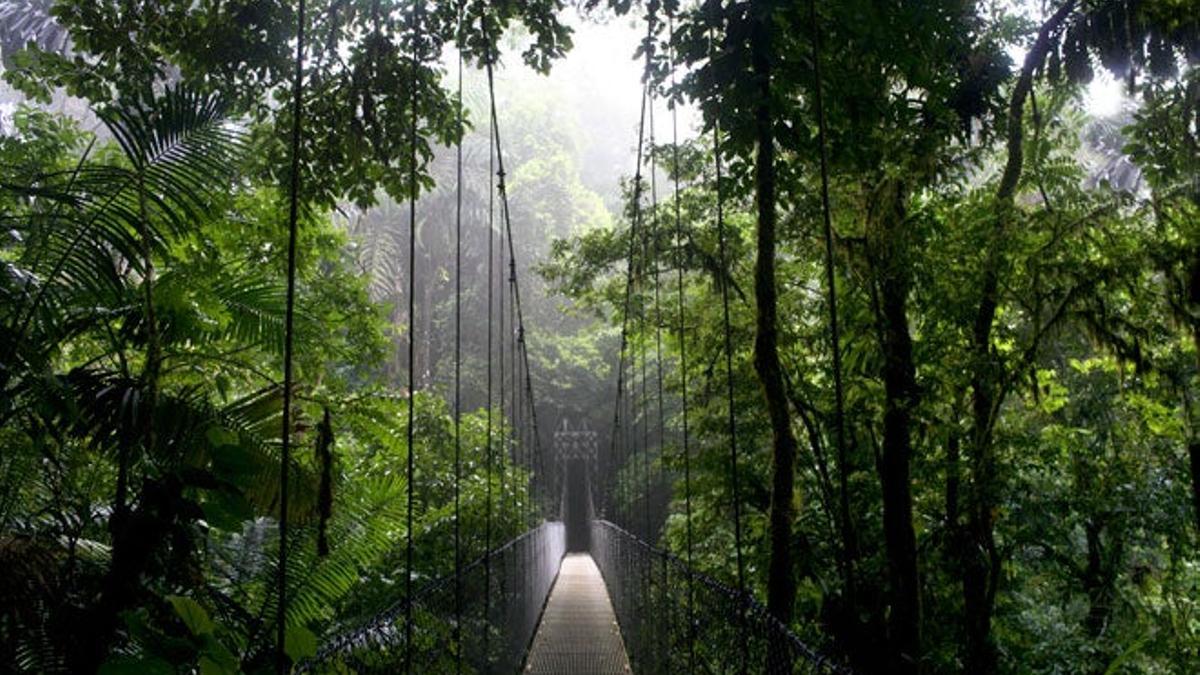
[746,0,800,626]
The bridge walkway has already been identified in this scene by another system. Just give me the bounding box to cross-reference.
[523,553,631,674]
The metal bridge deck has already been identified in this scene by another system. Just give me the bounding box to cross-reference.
[524,553,631,674]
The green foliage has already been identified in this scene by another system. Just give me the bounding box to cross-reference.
[0,0,575,207]
[4,0,1200,673]
[0,75,534,672]
[544,1,1200,669]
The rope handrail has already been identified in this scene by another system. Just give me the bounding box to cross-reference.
[590,519,853,674]
[299,521,565,672]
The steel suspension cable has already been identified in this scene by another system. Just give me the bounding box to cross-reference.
[646,81,670,674]
[666,12,697,672]
[634,102,652,663]
[498,164,507,534]
[707,24,749,673]
[480,12,546,530]
[634,126,650,538]
[508,260,517,521]
[482,84,495,668]
[608,79,649,532]
[639,236,650,540]
[648,84,668,541]
[452,6,465,668]
[276,0,306,672]
[520,340,544,517]
[480,23,549,620]
[708,40,745,597]
[612,2,658,532]
[404,2,423,671]
[649,86,666,518]
[515,289,524,524]
[808,0,854,601]
[496,123,509,613]
[603,18,656,658]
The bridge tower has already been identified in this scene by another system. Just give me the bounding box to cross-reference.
[553,418,597,551]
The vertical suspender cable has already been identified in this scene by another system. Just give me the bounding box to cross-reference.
[404,2,422,671]
[666,12,697,672]
[624,351,632,527]
[481,18,545,532]
[639,12,658,668]
[640,208,652,662]
[610,330,626,524]
[710,40,745,593]
[508,258,517,520]
[497,151,507,536]
[808,0,855,611]
[521,341,543,518]
[452,5,464,669]
[634,103,650,663]
[510,214,521,529]
[495,98,508,615]
[608,80,648,532]
[276,0,306,672]
[482,64,496,668]
[512,285,521,523]
[648,74,671,675]
[482,17,509,632]
[480,26,547,644]
[708,24,748,671]
[639,234,650,540]
[648,81,666,530]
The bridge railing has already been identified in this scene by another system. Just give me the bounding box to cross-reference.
[299,521,565,674]
[590,519,851,674]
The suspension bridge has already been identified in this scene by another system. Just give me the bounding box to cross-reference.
[296,420,846,674]
[270,1,851,673]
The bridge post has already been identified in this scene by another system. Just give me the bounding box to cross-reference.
[554,418,597,551]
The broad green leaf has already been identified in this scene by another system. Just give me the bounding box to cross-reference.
[168,595,214,636]
[285,624,319,662]
[201,489,254,530]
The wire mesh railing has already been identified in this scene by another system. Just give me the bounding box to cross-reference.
[590,520,850,675]
[299,521,565,674]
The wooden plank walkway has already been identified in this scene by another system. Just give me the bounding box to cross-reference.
[524,554,631,674]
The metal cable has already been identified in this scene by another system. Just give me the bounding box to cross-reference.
[482,74,496,668]
[480,8,545,535]
[807,0,856,611]
[480,26,551,650]
[589,520,851,674]
[276,0,306,671]
[666,12,697,672]
[639,235,651,542]
[608,79,648,532]
[497,118,507,539]
[300,523,567,673]
[509,250,518,520]
[403,2,423,671]
[648,72,667,537]
[705,21,749,672]
[452,5,465,668]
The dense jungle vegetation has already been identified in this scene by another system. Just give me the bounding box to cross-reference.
[0,0,1199,673]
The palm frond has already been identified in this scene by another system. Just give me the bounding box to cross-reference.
[12,87,247,346]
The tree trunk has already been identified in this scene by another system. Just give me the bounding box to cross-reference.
[1188,254,1200,535]
[74,476,186,672]
[749,1,798,627]
[1081,519,1113,641]
[868,178,922,673]
[961,5,1077,671]
[1190,435,1200,535]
